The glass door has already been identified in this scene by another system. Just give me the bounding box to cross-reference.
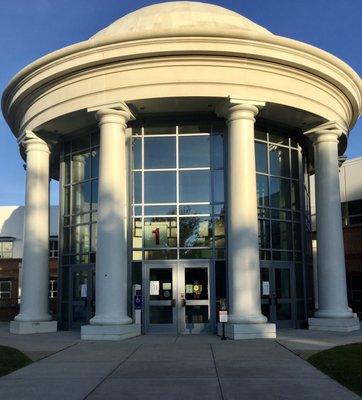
[260,263,294,328]
[179,263,213,333]
[69,266,95,329]
[145,264,178,333]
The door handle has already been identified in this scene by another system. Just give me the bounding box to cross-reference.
[171,299,176,307]
[181,299,186,307]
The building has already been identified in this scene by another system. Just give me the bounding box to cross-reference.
[0,206,59,320]
[1,2,361,340]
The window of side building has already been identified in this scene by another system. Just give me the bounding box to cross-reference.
[0,240,14,259]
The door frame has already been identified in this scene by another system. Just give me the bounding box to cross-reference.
[260,260,296,328]
[143,260,215,334]
[69,265,95,330]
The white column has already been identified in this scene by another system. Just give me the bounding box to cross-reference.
[218,98,275,339]
[81,102,140,340]
[306,122,359,332]
[10,131,57,334]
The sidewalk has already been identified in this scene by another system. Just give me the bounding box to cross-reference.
[0,323,361,400]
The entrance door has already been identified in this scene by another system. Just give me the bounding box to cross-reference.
[261,263,294,328]
[69,266,95,329]
[144,262,213,334]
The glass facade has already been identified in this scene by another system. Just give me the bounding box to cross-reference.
[59,120,312,329]
[131,123,225,261]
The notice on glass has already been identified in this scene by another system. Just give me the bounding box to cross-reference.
[185,284,193,294]
[162,282,171,290]
[150,281,160,295]
[81,284,87,298]
[262,281,270,296]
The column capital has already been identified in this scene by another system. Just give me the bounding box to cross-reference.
[18,130,50,154]
[88,101,135,127]
[216,97,265,123]
[304,121,347,145]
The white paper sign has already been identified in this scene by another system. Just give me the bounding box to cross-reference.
[81,284,87,298]
[150,281,160,295]
[262,281,270,296]
[219,310,228,323]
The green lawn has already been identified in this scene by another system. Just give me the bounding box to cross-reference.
[0,345,32,377]
[308,343,362,397]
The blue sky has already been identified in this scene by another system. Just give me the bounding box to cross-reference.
[0,0,361,205]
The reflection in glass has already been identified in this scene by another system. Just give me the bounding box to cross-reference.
[144,205,177,215]
[270,177,291,209]
[275,269,290,298]
[91,223,97,253]
[91,180,98,210]
[180,249,212,259]
[180,217,211,247]
[132,138,142,169]
[180,170,210,202]
[179,136,210,167]
[185,268,208,300]
[72,153,91,183]
[211,134,224,169]
[144,250,177,260]
[258,219,270,248]
[72,182,91,214]
[276,303,291,320]
[144,137,176,168]
[269,145,290,177]
[149,268,172,300]
[150,306,173,324]
[144,171,176,203]
[133,172,142,204]
[179,204,211,215]
[213,170,224,203]
[214,215,225,248]
[269,132,289,145]
[271,221,293,250]
[71,224,90,254]
[291,150,299,179]
[185,306,209,323]
[257,174,269,207]
[132,218,142,248]
[91,149,99,178]
[291,181,300,210]
[255,142,268,173]
[144,218,177,248]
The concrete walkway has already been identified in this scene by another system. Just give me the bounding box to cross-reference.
[0,324,361,399]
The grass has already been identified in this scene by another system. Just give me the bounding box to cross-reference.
[308,342,362,397]
[0,345,32,377]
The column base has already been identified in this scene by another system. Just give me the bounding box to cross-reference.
[217,322,276,339]
[10,320,57,334]
[308,316,360,332]
[81,323,141,341]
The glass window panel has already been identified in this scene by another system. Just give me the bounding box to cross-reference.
[64,141,71,155]
[91,223,97,253]
[149,268,173,300]
[214,248,225,259]
[91,149,99,178]
[213,204,225,216]
[276,303,291,320]
[72,182,91,214]
[72,135,90,152]
[291,181,300,210]
[297,300,305,320]
[144,218,177,248]
[213,170,224,203]
[185,268,208,300]
[259,250,271,260]
[258,207,270,218]
[144,137,176,169]
[295,264,304,298]
[144,126,176,135]
[270,210,291,220]
[0,281,11,292]
[257,174,269,207]
[144,250,177,260]
[214,215,225,248]
[291,150,299,179]
[348,199,362,216]
[269,132,289,145]
[64,187,70,215]
[179,136,210,167]
[293,223,302,250]
[150,306,173,323]
[133,172,142,204]
[258,219,270,248]
[132,138,142,169]
[72,153,91,183]
[64,157,70,184]
[144,171,176,203]
[185,306,209,323]
[180,217,212,247]
[270,177,291,209]
[91,180,98,210]
[180,204,211,215]
[70,224,90,254]
[74,213,90,224]
[180,249,212,259]
[63,227,70,254]
[255,142,268,173]
[269,145,290,177]
[271,221,293,250]
[211,134,224,169]
[178,124,211,134]
[132,206,142,217]
[132,218,143,248]
[180,170,210,202]
[91,131,100,147]
[275,269,291,298]
[144,205,177,215]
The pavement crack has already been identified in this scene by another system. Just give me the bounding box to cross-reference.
[82,343,143,400]
[210,343,225,400]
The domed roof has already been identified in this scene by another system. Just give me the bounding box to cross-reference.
[92,1,272,39]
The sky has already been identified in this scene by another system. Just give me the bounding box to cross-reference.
[0,0,361,205]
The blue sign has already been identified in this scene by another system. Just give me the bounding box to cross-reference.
[134,295,142,310]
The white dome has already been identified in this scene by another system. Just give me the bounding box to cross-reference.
[92,1,272,39]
